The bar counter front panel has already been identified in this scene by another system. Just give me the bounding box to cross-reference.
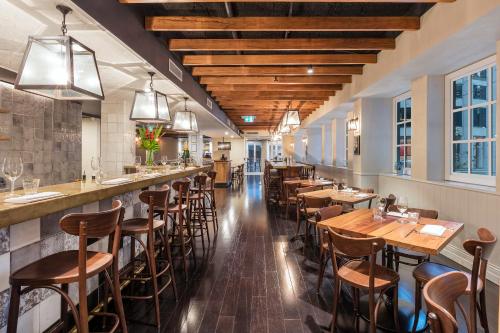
[0,165,211,332]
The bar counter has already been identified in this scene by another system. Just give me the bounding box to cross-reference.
[0,165,211,331]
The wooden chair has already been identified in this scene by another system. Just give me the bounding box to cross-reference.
[412,227,497,333]
[326,228,400,333]
[284,178,301,219]
[303,196,332,249]
[300,165,316,179]
[294,185,323,236]
[205,171,219,234]
[169,179,196,280]
[8,201,128,333]
[314,205,344,292]
[189,173,211,252]
[387,205,438,272]
[283,165,303,179]
[120,186,178,328]
[423,271,470,333]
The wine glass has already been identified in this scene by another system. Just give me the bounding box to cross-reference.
[2,157,23,197]
[397,196,408,215]
[91,157,101,173]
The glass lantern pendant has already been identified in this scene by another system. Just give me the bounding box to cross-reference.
[284,109,301,126]
[129,72,172,123]
[172,97,198,133]
[15,5,104,100]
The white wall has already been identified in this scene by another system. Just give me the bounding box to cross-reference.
[81,117,100,177]
[212,137,246,165]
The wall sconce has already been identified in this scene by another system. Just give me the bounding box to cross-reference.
[347,118,359,131]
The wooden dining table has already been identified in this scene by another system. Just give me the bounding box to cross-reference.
[299,188,378,206]
[283,179,333,187]
[317,208,464,256]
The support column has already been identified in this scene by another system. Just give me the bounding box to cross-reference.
[411,75,445,181]
[331,118,347,168]
[496,41,500,190]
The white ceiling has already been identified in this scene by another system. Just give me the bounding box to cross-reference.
[0,0,236,138]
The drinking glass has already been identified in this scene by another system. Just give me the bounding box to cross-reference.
[2,157,23,197]
[23,178,40,195]
[397,196,408,215]
[378,198,386,215]
[91,156,102,173]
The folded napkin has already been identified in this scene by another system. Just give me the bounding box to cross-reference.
[419,224,447,237]
[101,178,132,185]
[4,192,64,204]
[387,211,408,218]
[354,193,370,198]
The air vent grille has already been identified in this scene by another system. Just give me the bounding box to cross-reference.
[168,59,183,81]
[206,98,212,109]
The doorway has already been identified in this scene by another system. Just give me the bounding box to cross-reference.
[246,141,262,174]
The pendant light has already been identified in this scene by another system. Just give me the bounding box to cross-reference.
[129,72,171,123]
[172,97,198,133]
[283,109,301,127]
[15,5,104,100]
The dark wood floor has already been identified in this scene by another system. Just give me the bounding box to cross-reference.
[124,175,499,333]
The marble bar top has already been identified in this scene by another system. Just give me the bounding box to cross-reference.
[0,165,211,228]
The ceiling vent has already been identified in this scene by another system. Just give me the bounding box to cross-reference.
[168,59,183,82]
[245,131,259,135]
[206,97,213,109]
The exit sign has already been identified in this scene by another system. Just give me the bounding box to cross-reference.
[241,115,256,123]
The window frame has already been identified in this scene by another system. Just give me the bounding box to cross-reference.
[392,92,412,174]
[345,119,349,167]
[445,55,497,186]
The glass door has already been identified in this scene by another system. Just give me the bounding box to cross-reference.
[246,141,262,173]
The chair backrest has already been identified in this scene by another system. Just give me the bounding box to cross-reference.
[194,173,208,192]
[60,200,123,239]
[284,181,301,199]
[351,186,375,194]
[423,271,469,333]
[296,185,322,195]
[172,178,191,195]
[207,171,217,190]
[315,205,343,222]
[383,194,397,212]
[284,166,303,178]
[304,196,332,209]
[387,205,438,219]
[300,165,316,179]
[138,184,170,207]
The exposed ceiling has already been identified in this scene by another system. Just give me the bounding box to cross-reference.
[0,0,238,138]
[116,0,450,133]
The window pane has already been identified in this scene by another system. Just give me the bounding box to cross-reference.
[471,142,489,175]
[396,146,405,169]
[405,146,412,168]
[453,143,468,173]
[452,110,468,141]
[405,98,412,120]
[471,69,488,105]
[453,77,468,109]
[397,101,405,122]
[492,103,496,139]
[492,65,496,101]
[492,141,496,176]
[397,123,405,144]
[471,106,488,139]
[405,122,412,144]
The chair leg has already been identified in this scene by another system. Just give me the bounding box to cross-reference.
[7,285,21,333]
[368,290,376,333]
[479,289,489,333]
[411,280,422,333]
[295,204,301,236]
[147,232,161,328]
[108,267,128,333]
[330,279,340,333]
[394,252,400,272]
[392,285,400,332]
[317,251,327,293]
[163,230,178,301]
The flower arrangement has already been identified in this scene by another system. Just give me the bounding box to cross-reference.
[138,125,163,166]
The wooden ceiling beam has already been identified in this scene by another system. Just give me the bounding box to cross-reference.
[213,90,333,98]
[185,54,376,66]
[201,75,351,85]
[123,0,452,3]
[217,96,329,101]
[147,16,420,32]
[192,66,363,76]
[206,84,342,91]
[220,101,321,107]
[170,38,395,51]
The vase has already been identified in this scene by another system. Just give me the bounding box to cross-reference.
[145,150,155,166]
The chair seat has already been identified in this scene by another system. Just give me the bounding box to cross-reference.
[11,250,112,285]
[338,260,399,290]
[413,262,484,293]
[122,218,165,235]
[305,207,320,215]
[394,247,429,260]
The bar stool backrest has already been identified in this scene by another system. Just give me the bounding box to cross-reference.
[423,271,469,333]
[138,184,170,208]
[207,171,217,190]
[194,173,208,192]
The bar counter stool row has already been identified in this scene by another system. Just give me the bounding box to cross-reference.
[6,171,218,332]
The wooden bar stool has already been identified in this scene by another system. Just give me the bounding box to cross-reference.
[326,227,400,333]
[8,201,128,333]
[168,179,196,280]
[189,173,211,252]
[423,271,470,333]
[205,171,219,234]
[412,227,496,333]
[120,186,177,329]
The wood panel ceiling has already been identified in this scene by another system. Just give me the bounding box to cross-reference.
[119,0,451,133]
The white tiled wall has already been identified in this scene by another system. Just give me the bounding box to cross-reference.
[10,219,40,251]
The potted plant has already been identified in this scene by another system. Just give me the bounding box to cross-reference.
[138,125,163,166]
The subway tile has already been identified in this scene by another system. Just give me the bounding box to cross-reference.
[40,232,65,258]
[9,219,40,251]
[10,241,41,273]
[0,288,10,330]
[17,304,40,333]
[0,228,9,255]
[82,201,99,213]
[0,253,10,293]
[40,211,64,239]
[39,293,60,332]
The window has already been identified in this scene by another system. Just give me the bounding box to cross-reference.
[446,56,496,185]
[394,93,412,172]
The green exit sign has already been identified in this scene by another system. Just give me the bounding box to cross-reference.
[241,115,256,123]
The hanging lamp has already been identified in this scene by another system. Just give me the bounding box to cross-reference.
[15,5,104,100]
[283,109,301,127]
[172,97,198,132]
[129,72,171,123]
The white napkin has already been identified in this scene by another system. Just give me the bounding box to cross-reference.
[340,188,357,193]
[387,211,408,218]
[4,192,64,204]
[143,173,162,178]
[354,193,370,198]
[101,178,132,185]
[419,225,447,237]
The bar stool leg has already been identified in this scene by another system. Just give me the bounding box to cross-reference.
[61,283,69,332]
[200,198,210,245]
[7,285,21,333]
[105,267,128,333]
[411,281,423,333]
[147,230,161,328]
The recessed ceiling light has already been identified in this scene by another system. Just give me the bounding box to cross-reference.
[224,131,229,135]
[307,65,314,75]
